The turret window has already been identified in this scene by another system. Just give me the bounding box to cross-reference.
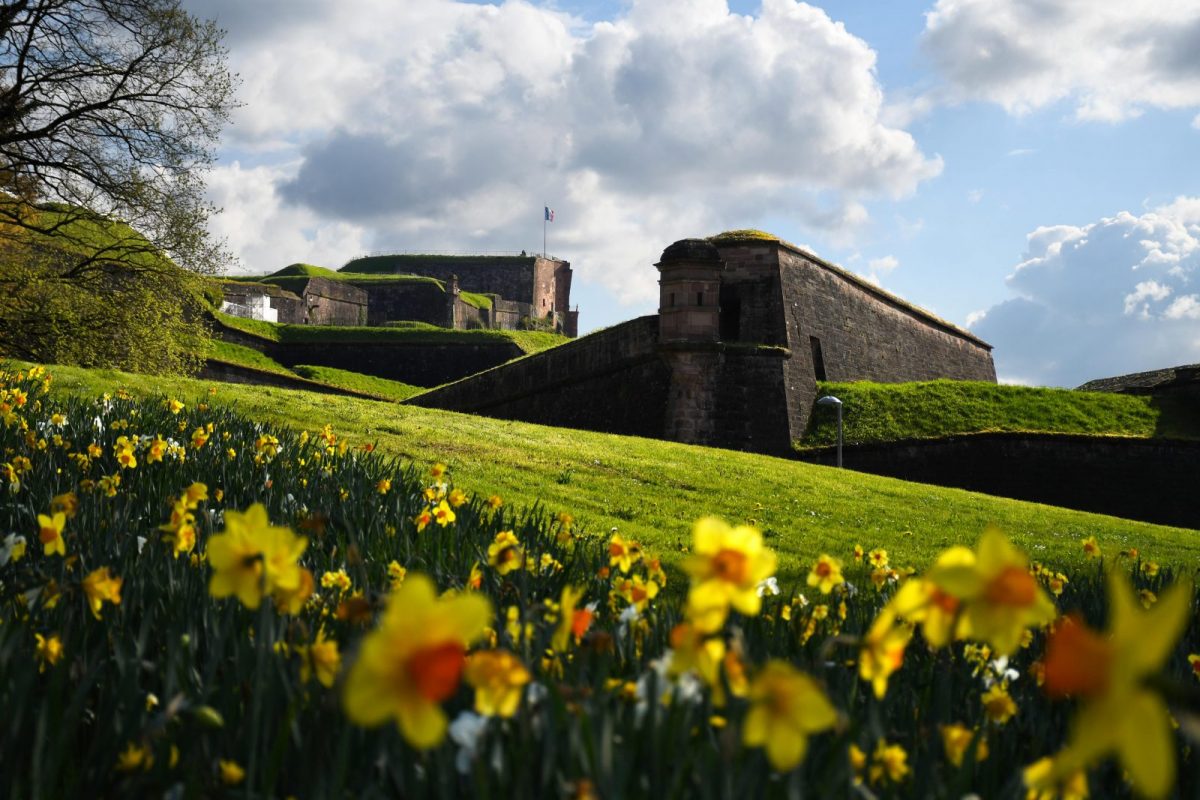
[696,291,704,306]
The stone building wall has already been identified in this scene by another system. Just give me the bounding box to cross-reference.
[408,316,671,437]
[797,433,1200,529]
[302,277,368,326]
[713,241,995,442]
[350,282,447,326]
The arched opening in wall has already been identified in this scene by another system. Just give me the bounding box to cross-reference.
[719,285,741,341]
[810,336,827,381]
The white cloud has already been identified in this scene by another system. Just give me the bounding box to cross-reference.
[970,197,1200,386]
[921,0,1200,121]
[1006,148,1035,157]
[205,162,369,273]
[966,189,983,204]
[867,254,899,276]
[182,0,940,305]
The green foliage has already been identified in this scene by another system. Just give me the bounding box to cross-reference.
[2,368,1198,798]
[458,290,492,309]
[799,380,1189,447]
[707,229,781,242]
[0,205,210,375]
[341,254,535,274]
[291,365,424,402]
[212,312,569,354]
[39,362,1200,581]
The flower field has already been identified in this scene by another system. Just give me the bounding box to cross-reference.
[2,365,1199,798]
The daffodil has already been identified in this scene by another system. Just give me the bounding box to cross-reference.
[35,632,63,671]
[551,585,593,652]
[608,532,642,574]
[219,759,245,785]
[1033,571,1192,799]
[806,554,844,594]
[667,621,725,688]
[82,566,123,620]
[1080,536,1101,559]
[37,511,66,557]
[342,573,491,749]
[464,649,530,717]
[683,517,777,632]
[613,574,659,611]
[923,528,1056,655]
[868,740,910,785]
[858,606,912,699]
[207,504,308,610]
[981,683,1017,725]
[487,531,524,575]
[742,659,837,772]
[941,724,988,767]
[298,627,341,688]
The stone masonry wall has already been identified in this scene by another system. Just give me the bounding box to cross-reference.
[407,316,670,437]
[773,246,996,443]
[302,277,368,326]
[796,433,1200,529]
[211,323,523,387]
[352,283,447,326]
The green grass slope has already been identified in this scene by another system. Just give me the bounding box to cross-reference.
[39,363,1200,585]
[291,365,424,401]
[801,379,1200,447]
[212,311,569,354]
[205,340,297,376]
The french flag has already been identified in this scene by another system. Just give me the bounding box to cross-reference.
[544,206,555,222]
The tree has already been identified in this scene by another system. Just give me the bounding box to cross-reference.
[0,0,237,371]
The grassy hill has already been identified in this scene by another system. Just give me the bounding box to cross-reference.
[800,379,1200,447]
[37,362,1200,586]
[213,311,569,354]
[226,263,495,310]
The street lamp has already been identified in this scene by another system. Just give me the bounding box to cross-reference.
[816,395,843,468]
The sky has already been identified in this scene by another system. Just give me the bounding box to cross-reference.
[181,0,1200,387]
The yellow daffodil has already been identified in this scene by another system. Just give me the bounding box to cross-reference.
[375,478,391,495]
[387,561,407,589]
[448,488,467,507]
[116,742,153,772]
[321,569,352,595]
[1024,756,1090,800]
[683,517,777,632]
[38,511,67,557]
[35,632,63,671]
[742,659,837,772]
[342,573,491,749]
[414,508,433,533]
[608,532,642,574]
[981,683,1017,725]
[487,531,524,575]
[667,621,725,688]
[1081,536,1101,559]
[486,494,502,510]
[941,724,988,767]
[465,649,531,717]
[219,759,245,785]
[1034,571,1192,799]
[923,528,1056,655]
[806,554,844,595]
[50,492,77,518]
[433,500,456,527]
[552,585,593,652]
[868,548,888,569]
[183,482,208,507]
[207,504,308,610]
[613,574,659,611]
[298,627,341,688]
[82,566,123,620]
[858,606,912,699]
[168,398,184,414]
[869,740,910,785]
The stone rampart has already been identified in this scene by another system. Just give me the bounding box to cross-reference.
[796,433,1200,529]
[407,316,672,437]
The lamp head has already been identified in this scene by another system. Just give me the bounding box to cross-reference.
[816,395,842,407]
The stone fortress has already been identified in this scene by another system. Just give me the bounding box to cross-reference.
[410,231,996,454]
[220,253,578,337]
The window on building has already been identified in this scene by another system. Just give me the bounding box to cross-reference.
[669,293,675,307]
[696,291,704,306]
[810,336,827,381]
[719,285,741,341]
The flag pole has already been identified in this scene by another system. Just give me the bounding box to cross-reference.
[543,204,547,258]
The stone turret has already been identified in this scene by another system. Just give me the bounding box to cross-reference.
[656,238,723,343]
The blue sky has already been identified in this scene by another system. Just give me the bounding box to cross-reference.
[184,0,1200,387]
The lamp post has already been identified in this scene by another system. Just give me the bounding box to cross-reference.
[816,395,843,468]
